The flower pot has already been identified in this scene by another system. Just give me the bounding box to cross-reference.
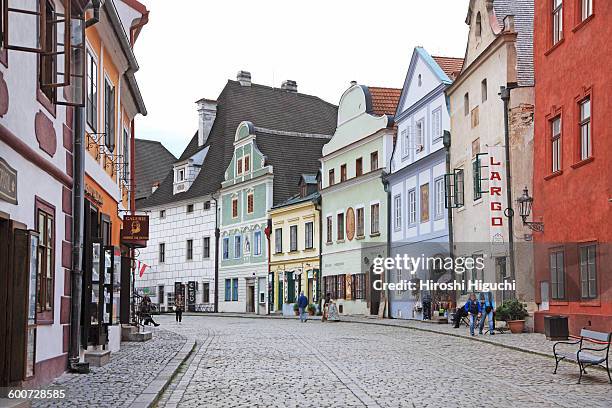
[294,309,299,316]
[308,310,315,316]
[507,320,525,334]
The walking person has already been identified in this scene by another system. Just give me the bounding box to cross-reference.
[464,293,482,336]
[322,293,331,322]
[297,291,308,323]
[478,291,496,335]
[422,290,432,320]
[174,294,184,323]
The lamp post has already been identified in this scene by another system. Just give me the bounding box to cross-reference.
[516,187,544,232]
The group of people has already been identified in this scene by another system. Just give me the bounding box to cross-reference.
[452,292,496,336]
[139,294,185,326]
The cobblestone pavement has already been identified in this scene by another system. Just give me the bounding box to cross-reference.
[154,315,612,408]
[32,328,187,408]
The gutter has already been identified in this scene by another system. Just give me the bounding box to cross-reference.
[314,194,323,311]
[443,130,455,305]
[212,194,220,313]
[381,131,397,318]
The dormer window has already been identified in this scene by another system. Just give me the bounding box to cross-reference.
[178,169,185,181]
[475,12,482,38]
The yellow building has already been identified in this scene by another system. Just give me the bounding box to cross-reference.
[269,175,321,315]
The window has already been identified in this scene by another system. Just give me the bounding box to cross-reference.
[159,286,165,305]
[464,93,470,116]
[160,210,166,219]
[244,155,250,172]
[394,195,401,230]
[39,1,56,102]
[290,225,298,252]
[187,204,194,213]
[475,12,482,37]
[328,169,335,186]
[370,151,378,171]
[203,201,211,210]
[104,78,115,152]
[232,278,239,301]
[581,0,592,21]
[275,228,283,253]
[326,216,333,243]
[340,164,347,182]
[356,158,363,176]
[481,79,488,103]
[203,237,210,259]
[553,0,563,45]
[225,279,231,301]
[337,213,345,241]
[432,108,442,141]
[305,222,314,249]
[434,178,445,218]
[178,169,185,181]
[247,192,254,214]
[237,158,243,175]
[352,274,366,299]
[408,189,417,225]
[415,120,424,152]
[167,292,175,307]
[337,275,346,299]
[186,239,193,260]
[159,243,165,263]
[122,129,129,181]
[232,197,238,218]
[402,127,410,156]
[254,231,262,255]
[222,237,229,259]
[86,51,98,130]
[551,116,561,172]
[455,169,465,207]
[579,97,591,160]
[371,203,380,234]
[473,159,482,201]
[550,250,565,299]
[36,206,54,315]
[356,208,364,237]
[580,245,597,299]
[420,184,429,222]
[234,236,242,258]
[202,283,210,303]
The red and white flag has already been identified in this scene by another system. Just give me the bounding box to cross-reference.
[134,260,149,278]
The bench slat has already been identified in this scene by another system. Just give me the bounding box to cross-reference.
[580,329,612,343]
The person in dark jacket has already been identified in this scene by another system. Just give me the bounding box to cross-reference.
[297,292,309,322]
[421,291,432,320]
[139,296,159,327]
[464,293,482,336]
[478,291,496,335]
[175,294,184,323]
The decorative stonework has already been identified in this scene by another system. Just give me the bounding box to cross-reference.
[0,71,8,117]
[35,110,57,157]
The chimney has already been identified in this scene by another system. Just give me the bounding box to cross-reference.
[152,181,160,193]
[281,80,298,93]
[196,98,217,146]
[237,70,251,86]
[503,15,515,32]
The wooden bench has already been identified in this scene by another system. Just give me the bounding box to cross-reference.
[553,328,612,384]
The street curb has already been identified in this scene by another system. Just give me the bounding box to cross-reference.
[129,338,197,408]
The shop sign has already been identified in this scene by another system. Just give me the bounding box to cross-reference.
[121,215,149,241]
[85,183,104,206]
[0,157,17,204]
[488,145,507,255]
[187,281,196,311]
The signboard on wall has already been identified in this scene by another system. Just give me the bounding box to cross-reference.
[121,215,149,241]
[187,281,196,311]
[0,157,17,204]
[487,145,507,255]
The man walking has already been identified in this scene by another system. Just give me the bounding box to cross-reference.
[297,292,309,322]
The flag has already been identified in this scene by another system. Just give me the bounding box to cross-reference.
[139,261,148,278]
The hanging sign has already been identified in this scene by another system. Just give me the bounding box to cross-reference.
[487,145,507,255]
[187,281,196,311]
[0,157,17,204]
[121,215,149,241]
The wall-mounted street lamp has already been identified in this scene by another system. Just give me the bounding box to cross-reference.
[516,187,544,232]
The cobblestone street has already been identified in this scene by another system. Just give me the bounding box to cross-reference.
[152,315,612,408]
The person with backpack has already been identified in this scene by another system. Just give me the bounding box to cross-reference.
[464,293,482,336]
[478,291,496,335]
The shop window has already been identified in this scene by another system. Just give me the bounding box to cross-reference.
[36,200,55,322]
[579,97,591,160]
[550,250,565,299]
[580,244,597,299]
[202,283,210,303]
[352,274,366,299]
[337,274,346,299]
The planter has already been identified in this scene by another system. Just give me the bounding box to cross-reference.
[308,310,315,316]
[507,320,525,334]
[294,309,299,316]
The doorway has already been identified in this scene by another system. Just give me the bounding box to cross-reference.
[246,281,255,313]
[0,217,10,386]
[369,265,380,315]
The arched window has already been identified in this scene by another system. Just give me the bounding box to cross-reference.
[476,12,482,38]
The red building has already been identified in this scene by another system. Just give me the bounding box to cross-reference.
[532,0,611,335]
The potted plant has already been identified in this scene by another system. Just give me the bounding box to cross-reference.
[293,303,299,316]
[495,299,529,334]
[307,304,316,316]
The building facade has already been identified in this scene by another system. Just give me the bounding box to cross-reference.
[387,47,463,320]
[320,84,398,316]
[269,176,321,315]
[0,0,147,386]
[532,0,611,335]
[446,0,535,312]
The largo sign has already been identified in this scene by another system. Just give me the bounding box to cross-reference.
[487,145,507,254]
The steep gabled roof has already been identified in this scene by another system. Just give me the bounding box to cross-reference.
[134,139,176,203]
[431,56,464,81]
[140,80,337,208]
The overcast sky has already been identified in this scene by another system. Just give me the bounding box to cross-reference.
[134,0,470,157]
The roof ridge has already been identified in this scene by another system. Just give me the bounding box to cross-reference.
[227,79,338,108]
[254,126,332,139]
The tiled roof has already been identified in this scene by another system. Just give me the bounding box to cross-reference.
[139,80,337,208]
[368,87,402,116]
[134,139,176,203]
[432,56,464,81]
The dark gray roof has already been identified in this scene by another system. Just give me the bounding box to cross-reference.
[493,0,534,87]
[140,80,337,208]
[271,191,320,210]
[134,139,176,204]
[254,128,329,206]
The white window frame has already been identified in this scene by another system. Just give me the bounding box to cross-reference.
[434,177,445,219]
[553,0,563,45]
[394,195,401,231]
[254,230,262,255]
[408,189,417,226]
[431,108,442,142]
[551,116,562,173]
[579,97,591,160]
[234,235,242,259]
[581,0,592,21]
[415,119,424,152]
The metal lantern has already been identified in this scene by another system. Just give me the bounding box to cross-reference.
[516,186,543,232]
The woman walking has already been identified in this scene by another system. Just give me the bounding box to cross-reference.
[174,294,184,323]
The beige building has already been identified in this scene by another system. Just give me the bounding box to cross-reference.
[446,0,535,311]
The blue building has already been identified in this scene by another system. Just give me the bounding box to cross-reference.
[387,47,463,319]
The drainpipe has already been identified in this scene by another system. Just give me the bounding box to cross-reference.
[69,0,101,374]
[443,131,455,306]
[265,218,272,315]
[212,194,219,313]
[500,85,517,293]
[315,195,322,311]
[381,127,397,319]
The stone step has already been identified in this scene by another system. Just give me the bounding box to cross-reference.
[124,331,153,342]
[84,350,111,367]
